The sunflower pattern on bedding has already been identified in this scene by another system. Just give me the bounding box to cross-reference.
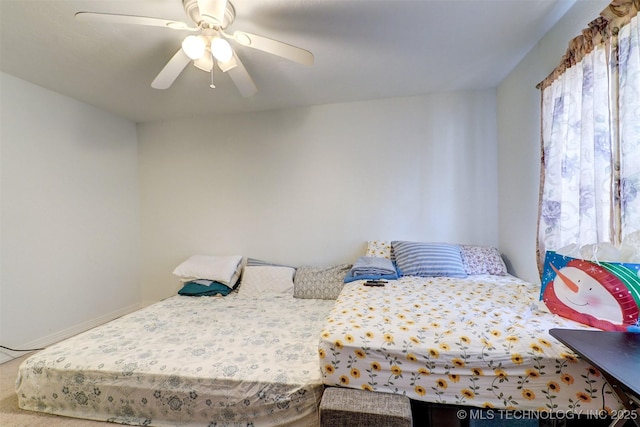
[318,275,622,413]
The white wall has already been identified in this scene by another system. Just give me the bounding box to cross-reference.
[138,90,499,301]
[496,0,609,283]
[0,73,141,359]
[0,0,612,360]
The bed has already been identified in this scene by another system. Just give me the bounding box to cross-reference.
[318,274,624,413]
[16,292,335,426]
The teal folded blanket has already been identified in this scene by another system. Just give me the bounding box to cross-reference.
[178,280,232,296]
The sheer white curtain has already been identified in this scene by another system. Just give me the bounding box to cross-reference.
[618,14,640,237]
[538,37,613,263]
[537,1,639,271]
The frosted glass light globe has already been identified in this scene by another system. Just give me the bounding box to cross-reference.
[182,35,206,60]
[211,37,233,62]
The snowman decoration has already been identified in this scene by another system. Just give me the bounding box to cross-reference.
[543,259,640,331]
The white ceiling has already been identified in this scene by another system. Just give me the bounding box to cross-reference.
[1,0,580,123]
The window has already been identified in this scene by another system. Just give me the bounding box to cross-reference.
[536,1,639,271]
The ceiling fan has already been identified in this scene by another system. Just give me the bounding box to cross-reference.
[75,0,314,97]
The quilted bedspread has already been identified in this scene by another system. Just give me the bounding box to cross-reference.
[318,275,623,413]
[16,294,335,426]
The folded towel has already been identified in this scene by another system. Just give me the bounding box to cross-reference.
[344,271,398,283]
[351,256,397,276]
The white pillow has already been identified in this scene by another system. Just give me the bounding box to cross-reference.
[172,255,243,286]
[237,266,295,298]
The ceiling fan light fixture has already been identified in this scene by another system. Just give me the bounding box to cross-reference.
[194,51,214,72]
[182,35,206,60]
[211,37,233,62]
[77,0,312,96]
[217,53,238,72]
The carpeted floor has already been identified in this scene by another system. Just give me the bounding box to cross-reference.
[0,354,111,427]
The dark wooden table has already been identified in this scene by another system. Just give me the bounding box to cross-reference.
[549,328,640,427]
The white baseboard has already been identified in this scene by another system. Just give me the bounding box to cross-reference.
[1,302,143,364]
[0,352,14,365]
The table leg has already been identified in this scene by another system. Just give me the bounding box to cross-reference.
[602,372,640,427]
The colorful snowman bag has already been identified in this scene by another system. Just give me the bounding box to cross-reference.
[540,251,640,331]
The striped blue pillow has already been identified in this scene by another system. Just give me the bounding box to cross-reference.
[391,241,467,278]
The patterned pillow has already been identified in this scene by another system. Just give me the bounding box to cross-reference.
[391,241,467,278]
[293,264,352,300]
[237,265,295,298]
[365,241,392,259]
[459,245,508,275]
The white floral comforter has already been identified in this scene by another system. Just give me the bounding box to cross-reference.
[319,275,623,413]
[16,294,335,426]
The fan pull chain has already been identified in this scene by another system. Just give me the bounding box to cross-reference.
[209,52,216,89]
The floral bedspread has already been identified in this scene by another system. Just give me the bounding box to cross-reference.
[319,275,623,413]
[17,294,335,426]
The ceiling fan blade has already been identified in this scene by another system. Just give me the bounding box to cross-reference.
[151,48,192,89]
[230,31,314,66]
[197,0,227,26]
[223,53,257,97]
[75,12,197,31]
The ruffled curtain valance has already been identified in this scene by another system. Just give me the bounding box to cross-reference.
[537,0,639,91]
